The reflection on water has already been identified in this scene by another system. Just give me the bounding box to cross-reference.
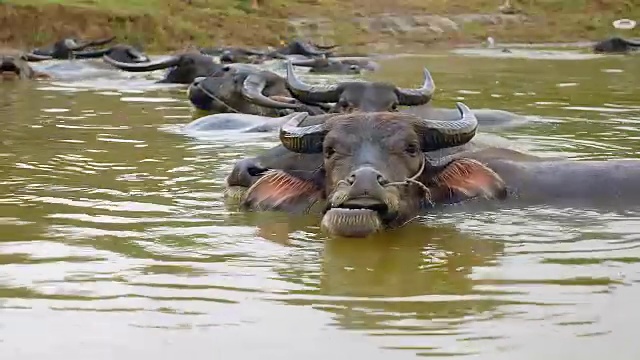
[0,51,640,359]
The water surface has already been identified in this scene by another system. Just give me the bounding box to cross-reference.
[0,52,639,359]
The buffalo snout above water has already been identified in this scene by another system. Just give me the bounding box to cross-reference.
[0,49,52,80]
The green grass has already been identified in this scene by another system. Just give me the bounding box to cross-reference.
[13,0,161,13]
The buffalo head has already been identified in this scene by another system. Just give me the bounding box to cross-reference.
[285,61,435,113]
[0,49,52,80]
[187,65,329,116]
[240,103,506,238]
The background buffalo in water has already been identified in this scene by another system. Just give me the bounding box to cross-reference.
[593,37,640,53]
[103,50,223,84]
[0,49,52,80]
[31,36,116,59]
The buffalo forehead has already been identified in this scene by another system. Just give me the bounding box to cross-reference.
[327,113,418,144]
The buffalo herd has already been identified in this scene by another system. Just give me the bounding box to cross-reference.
[2,35,638,238]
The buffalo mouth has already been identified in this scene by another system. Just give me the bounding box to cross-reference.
[321,197,393,238]
[0,62,20,77]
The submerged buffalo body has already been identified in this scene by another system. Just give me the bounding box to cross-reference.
[187,65,328,116]
[0,49,52,80]
[226,107,640,238]
[103,51,223,84]
[593,37,640,53]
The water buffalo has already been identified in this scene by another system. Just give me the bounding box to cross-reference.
[231,106,640,237]
[0,49,52,80]
[73,44,150,63]
[187,65,329,116]
[31,36,116,59]
[593,37,640,53]
[103,50,223,84]
[290,57,363,75]
[286,60,527,128]
[200,47,270,64]
[269,39,337,57]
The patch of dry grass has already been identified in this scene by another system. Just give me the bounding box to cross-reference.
[1,0,639,53]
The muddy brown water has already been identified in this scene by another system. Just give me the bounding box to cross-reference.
[0,49,639,359]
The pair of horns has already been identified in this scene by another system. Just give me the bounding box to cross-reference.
[279,102,478,154]
[285,61,435,106]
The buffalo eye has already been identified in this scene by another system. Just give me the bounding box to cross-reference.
[324,146,336,159]
[405,143,419,156]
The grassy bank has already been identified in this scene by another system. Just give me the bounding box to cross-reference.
[1,0,639,53]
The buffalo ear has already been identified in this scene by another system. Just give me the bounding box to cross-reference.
[425,158,507,205]
[242,169,325,214]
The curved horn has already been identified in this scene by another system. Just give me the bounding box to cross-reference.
[73,49,110,59]
[23,52,52,62]
[103,54,180,72]
[285,60,342,103]
[88,36,116,47]
[413,102,478,152]
[241,73,302,109]
[313,43,338,50]
[623,38,640,46]
[395,68,436,106]
[279,112,328,153]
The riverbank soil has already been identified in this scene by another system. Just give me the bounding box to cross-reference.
[1,0,639,53]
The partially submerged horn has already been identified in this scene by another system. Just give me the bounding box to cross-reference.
[395,68,436,106]
[103,54,180,72]
[413,102,478,152]
[623,38,640,46]
[279,112,327,153]
[241,73,302,109]
[23,52,52,62]
[285,60,342,103]
[89,35,116,47]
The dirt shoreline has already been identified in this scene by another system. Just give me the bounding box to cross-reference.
[1,3,637,54]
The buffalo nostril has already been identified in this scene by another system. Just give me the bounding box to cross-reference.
[346,174,356,185]
[377,174,389,185]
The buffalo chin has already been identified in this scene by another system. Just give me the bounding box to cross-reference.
[224,185,249,201]
[321,198,391,238]
[0,63,20,79]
